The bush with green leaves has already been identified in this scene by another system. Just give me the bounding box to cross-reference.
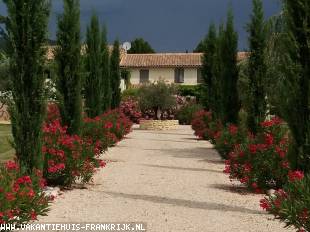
[0,161,52,225]
[138,81,176,120]
[176,104,203,125]
[224,117,291,191]
[214,124,246,159]
[261,172,309,232]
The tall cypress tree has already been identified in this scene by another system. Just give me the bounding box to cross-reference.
[2,0,50,173]
[110,40,121,109]
[55,0,82,135]
[101,27,111,112]
[282,0,310,170]
[84,13,103,117]
[220,9,240,124]
[246,0,267,133]
[202,23,217,111]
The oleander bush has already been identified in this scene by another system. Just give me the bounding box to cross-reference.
[176,104,203,125]
[43,119,104,186]
[214,124,246,159]
[261,172,309,232]
[191,110,222,143]
[224,117,291,192]
[120,98,142,124]
[43,104,132,187]
[0,161,52,224]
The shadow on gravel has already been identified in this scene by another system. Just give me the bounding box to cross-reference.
[135,138,199,144]
[142,147,223,163]
[104,191,263,215]
[209,184,253,196]
[141,164,223,174]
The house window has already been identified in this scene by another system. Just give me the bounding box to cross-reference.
[174,68,184,83]
[197,68,204,84]
[140,70,149,84]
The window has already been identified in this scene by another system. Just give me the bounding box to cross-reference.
[197,68,204,84]
[140,70,149,84]
[174,68,184,83]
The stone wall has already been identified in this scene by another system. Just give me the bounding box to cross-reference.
[139,120,179,130]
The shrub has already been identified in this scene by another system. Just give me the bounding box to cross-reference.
[0,161,51,225]
[177,85,202,99]
[177,104,203,125]
[214,124,246,159]
[120,98,142,124]
[224,117,291,191]
[43,120,104,186]
[46,102,61,123]
[122,88,140,101]
[191,110,222,143]
[261,172,309,232]
[138,81,176,120]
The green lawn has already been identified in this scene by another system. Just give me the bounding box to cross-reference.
[0,124,15,162]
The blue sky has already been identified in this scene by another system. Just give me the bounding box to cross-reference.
[0,0,282,52]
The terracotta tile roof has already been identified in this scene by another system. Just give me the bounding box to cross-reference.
[120,52,249,68]
[120,53,203,68]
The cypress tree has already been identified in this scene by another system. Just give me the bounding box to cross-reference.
[213,23,225,120]
[282,0,310,170]
[220,9,240,124]
[246,0,267,134]
[2,0,50,172]
[55,0,82,135]
[84,13,103,117]
[202,23,217,111]
[101,27,111,112]
[110,40,121,109]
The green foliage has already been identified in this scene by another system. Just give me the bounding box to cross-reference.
[55,0,82,135]
[84,13,104,118]
[265,0,310,171]
[122,88,140,101]
[110,40,121,109]
[177,85,201,98]
[263,173,310,231]
[101,27,111,112]
[193,37,207,53]
[138,81,176,120]
[201,23,218,110]
[246,0,267,134]
[214,124,245,159]
[128,38,155,54]
[219,9,240,124]
[0,162,51,224]
[176,104,203,125]
[0,52,10,93]
[3,0,50,173]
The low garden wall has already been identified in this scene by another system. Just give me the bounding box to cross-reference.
[139,120,179,130]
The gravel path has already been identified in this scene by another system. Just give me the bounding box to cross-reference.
[39,125,292,232]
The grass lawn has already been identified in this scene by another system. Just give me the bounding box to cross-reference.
[0,124,15,163]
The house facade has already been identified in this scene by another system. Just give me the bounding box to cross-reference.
[120,52,249,86]
[120,53,204,86]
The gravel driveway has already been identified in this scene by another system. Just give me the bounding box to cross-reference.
[39,125,292,232]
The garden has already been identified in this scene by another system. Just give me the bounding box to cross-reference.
[0,0,309,231]
[190,0,310,231]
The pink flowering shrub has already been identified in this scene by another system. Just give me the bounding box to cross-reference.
[191,110,221,142]
[43,119,104,186]
[0,161,52,225]
[43,106,132,187]
[261,172,309,231]
[224,117,291,191]
[120,98,142,124]
[214,124,246,159]
[46,103,61,123]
